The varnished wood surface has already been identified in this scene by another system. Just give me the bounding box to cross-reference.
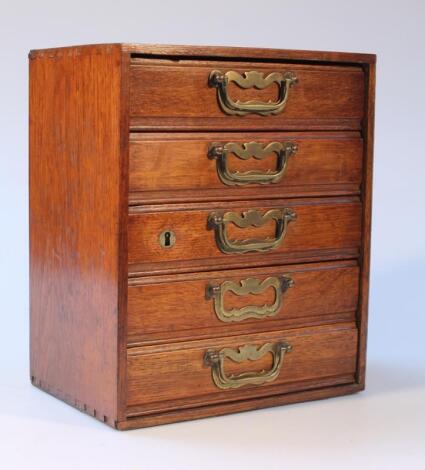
[28,43,374,430]
[130,60,365,131]
[126,323,358,409]
[124,44,376,64]
[129,248,360,278]
[117,50,130,424]
[120,382,363,429]
[129,132,363,201]
[130,117,364,132]
[128,197,362,271]
[129,185,362,206]
[357,62,376,385]
[126,375,356,420]
[128,260,359,344]
[29,44,127,427]
[29,43,376,65]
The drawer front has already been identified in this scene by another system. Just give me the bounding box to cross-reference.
[130,60,364,130]
[128,198,361,272]
[128,261,359,343]
[127,323,358,409]
[129,132,363,200]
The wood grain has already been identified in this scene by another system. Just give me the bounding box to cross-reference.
[124,43,376,64]
[130,60,365,130]
[129,131,363,201]
[357,62,376,385]
[29,43,376,65]
[126,323,358,409]
[128,198,362,270]
[117,49,131,424]
[29,44,127,428]
[120,382,363,429]
[29,43,374,430]
[128,260,359,344]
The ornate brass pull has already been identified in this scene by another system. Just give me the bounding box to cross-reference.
[204,341,292,389]
[206,276,294,322]
[208,141,298,186]
[208,70,297,116]
[207,208,296,254]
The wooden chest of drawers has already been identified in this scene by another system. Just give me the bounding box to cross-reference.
[29,43,375,430]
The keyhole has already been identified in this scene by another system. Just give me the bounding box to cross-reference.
[164,231,171,246]
[159,230,176,248]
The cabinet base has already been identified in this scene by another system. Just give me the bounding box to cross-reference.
[117,382,364,430]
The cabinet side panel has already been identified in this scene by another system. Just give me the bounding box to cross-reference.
[357,62,376,385]
[29,45,123,426]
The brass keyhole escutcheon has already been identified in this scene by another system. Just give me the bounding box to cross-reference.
[159,230,176,248]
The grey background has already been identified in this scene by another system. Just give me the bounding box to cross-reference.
[1,0,424,468]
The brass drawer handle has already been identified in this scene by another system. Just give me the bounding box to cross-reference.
[207,208,296,254]
[206,276,294,322]
[204,341,292,389]
[208,141,298,186]
[208,70,297,116]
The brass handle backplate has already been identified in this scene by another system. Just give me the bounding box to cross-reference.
[204,341,292,389]
[208,141,298,186]
[208,70,297,116]
[207,208,296,254]
[206,276,294,322]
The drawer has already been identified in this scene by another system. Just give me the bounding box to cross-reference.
[130,59,365,131]
[128,260,359,344]
[126,323,358,411]
[129,131,363,203]
[128,198,361,274]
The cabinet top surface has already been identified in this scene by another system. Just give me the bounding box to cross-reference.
[28,43,376,64]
